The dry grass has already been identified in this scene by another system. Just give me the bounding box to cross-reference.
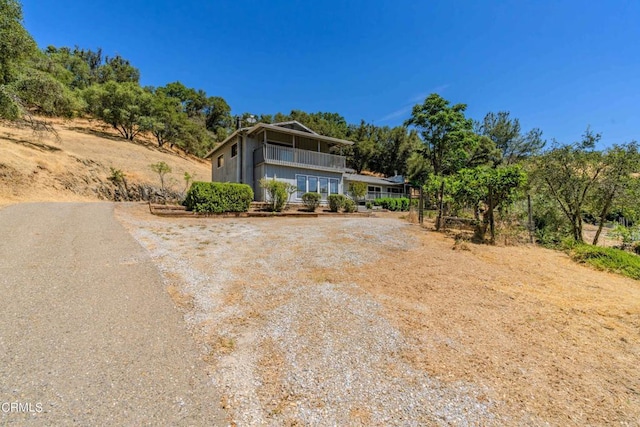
[344,221,640,425]
[0,117,210,206]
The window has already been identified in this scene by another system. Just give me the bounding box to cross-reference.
[368,186,381,193]
[388,187,401,193]
[308,177,318,193]
[296,175,307,198]
[329,178,339,195]
[231,143,238,158]
[319,178,328,195]
[217,155,224,168]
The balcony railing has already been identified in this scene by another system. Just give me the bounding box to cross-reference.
[365,192,407,200]
[254,143,346,171]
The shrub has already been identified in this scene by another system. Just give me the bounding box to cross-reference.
[327,194,346,212]
[365,201,372,210]
[371,197,410,211]
[344,198,356,213]
[259,178,288,212]
[302,192,321,212]
[183,182,253,213]
[570,244,640,280]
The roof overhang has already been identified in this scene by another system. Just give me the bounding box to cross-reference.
[204,122,353,159]
[247,123,353,146]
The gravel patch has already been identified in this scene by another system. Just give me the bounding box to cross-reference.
[116,207,504,425]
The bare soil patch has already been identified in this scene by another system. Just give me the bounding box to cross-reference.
[116,204,640,426]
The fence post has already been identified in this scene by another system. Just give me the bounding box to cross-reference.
[528,193,534,244]
[418,186,424,225]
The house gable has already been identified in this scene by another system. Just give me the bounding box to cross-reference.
[270,121,318,135]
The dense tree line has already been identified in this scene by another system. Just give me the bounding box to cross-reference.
[403,93,639,246]
[0,0,230,156]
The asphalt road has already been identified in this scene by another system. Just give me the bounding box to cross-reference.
[0,203,226,426]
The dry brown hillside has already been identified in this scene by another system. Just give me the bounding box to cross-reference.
[0,117,211,206]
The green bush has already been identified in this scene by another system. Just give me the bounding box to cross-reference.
[327,194,346,212]
[344,198,356,213]
[371,197,410,211]
[302,192,321,212]
[183,182,253,213]
[570,244,640,280]
[259,178,288,212]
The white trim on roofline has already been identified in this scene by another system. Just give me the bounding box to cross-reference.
[205,121,353,159]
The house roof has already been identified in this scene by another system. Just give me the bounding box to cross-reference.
[343,173,406,186]
[204,120,352,159]
[267,121,318,135]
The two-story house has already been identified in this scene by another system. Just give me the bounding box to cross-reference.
[205,121,407,203]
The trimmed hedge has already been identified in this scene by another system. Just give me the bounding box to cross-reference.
[302,192,321,212]
[327,194,346,212]
[372,197,410,211]
[183,182,253,213]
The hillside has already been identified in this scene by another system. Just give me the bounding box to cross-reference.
[0,118,212,206]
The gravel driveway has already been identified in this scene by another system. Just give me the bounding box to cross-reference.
[0,203,226,426]
[117,204,500,426]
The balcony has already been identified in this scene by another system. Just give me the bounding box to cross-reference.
[365,192,408,200]
[254,143,346,172]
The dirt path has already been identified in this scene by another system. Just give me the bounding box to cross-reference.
[0,203,226,425]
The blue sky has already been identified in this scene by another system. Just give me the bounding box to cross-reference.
[21,0,639,147]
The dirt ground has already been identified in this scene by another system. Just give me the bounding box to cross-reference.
[116,204,640,426]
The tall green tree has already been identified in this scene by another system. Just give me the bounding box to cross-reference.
[97,54,140,84]
[0,0,37,119]
[533,128,604,243]
[0,0,36,85]
[204,96,232,139]
[404,93,482,230]
[143,90,184,147]
[346,120,376,173]
[84,81,153,140]
[589,142,640,245]
[367,126,420,177]
[478,111,545,165]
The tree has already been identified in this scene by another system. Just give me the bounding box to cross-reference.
[97,54,140,84]
[84,81,153,140]
[348,182,367,206]
[0,0,36,86]
[10,68,82,117]
[204,96,232,139]
[478,112,545,165]
[451,165,527,243]
[589,142,640,245]
[346,120,375,173]
[404,93,481,230]
[144,90,183,147]
[43,46,93,89]
[367,126,420,177]
[150,161,172,202]
[533,128,604,243]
